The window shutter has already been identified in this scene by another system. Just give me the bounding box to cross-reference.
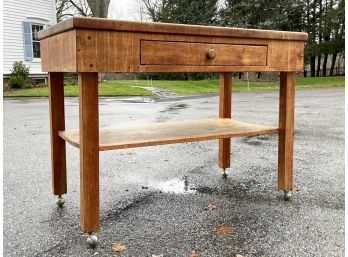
[22,21,33,61]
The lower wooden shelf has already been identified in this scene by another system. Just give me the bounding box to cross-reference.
[58,118,279,151]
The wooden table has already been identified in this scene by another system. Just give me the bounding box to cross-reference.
[39,17,307,247]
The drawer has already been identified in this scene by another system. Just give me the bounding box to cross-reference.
[140,40,267,66]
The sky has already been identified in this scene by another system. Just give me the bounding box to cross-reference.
[109,0,225,21]
[109,0,142,21]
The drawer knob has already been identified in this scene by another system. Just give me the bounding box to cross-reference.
[206,49,216,60]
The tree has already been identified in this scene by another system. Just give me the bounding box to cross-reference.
[56,0,110,22]
[219,0,304,31]
[56,0,72,22]
[316,0,323,77]
[329,0,344,75]
[321,0,333,76]
[304,0,344,77]
[86,0,110,18]
[141,0,218,25]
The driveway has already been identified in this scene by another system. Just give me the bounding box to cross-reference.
[3,87,344,257]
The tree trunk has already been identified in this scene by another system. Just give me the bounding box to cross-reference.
[330,53,337,76]
[316,55,321,77]
[316,0,322,77]
[86,0,110,17]
[310,56,316,77]
[238,72,242,79]
[322,53,328,76]
[322,0,332,77]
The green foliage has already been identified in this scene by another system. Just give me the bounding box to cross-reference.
[8,76,28,89]
[304,0,344,75]
[9,61,31,89]
[143,0,218,25]
[219,0,305,31]
[10,61,30,80]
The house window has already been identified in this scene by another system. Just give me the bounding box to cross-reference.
[32,24,44,58]
[23,21,46,60]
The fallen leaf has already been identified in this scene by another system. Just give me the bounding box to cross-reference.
[213,224,233,235]
[203,203,217,211]
[111,241,126,252]
[188,250,199,257]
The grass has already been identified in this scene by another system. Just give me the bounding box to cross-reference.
[3,76,344,97]
[141,76,345,94]
[3,81,153,97]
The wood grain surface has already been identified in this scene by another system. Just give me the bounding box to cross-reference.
[40,29,306,72]
[78,73,100,232]
[48,72,67,195]
[141,40,267,66]
[278,72,295,191]
[41,30,76,72]
[218,73,232,169]
[59,118,279,151]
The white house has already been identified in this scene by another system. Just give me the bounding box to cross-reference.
[3,0,56,82]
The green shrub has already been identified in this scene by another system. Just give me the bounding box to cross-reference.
[9,61,31,89]
[10,61,30,79]
[8,76,28,89]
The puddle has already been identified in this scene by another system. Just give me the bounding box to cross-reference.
[194,186,214,194]
[242,134,275,145]
[160,103,188,113]
[156,103,189,122]
[151,177,196,194]
[243,137,263,146]
[150,176,260,196]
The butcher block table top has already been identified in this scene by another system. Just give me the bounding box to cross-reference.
[38,17,308,73]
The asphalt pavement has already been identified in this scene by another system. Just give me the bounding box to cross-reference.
[3,87,344,257]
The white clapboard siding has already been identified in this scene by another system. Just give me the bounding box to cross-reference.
[3,0,56,75]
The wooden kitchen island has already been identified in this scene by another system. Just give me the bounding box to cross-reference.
[38,17,307,247]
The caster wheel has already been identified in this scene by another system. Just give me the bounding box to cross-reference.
[87,234,98,248]
[222,169,228,179]
[283,191,292,201]
[56,195,65,207]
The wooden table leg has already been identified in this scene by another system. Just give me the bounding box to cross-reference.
[48,72,67,196]
[278,72,295,194]
[79,73,99,233]
[218,73,232,173]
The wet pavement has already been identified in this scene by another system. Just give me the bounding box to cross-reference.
[3,88,344,257]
